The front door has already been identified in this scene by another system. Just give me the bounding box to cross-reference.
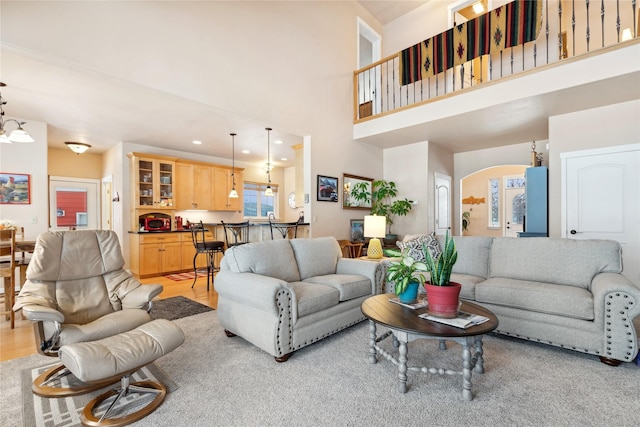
[562,144,640,285]
[503,175,526,237]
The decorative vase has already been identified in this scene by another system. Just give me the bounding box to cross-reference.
[424,281,461,318]
[398,281,420,304]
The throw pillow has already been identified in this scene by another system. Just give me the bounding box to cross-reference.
[396,232,442,263]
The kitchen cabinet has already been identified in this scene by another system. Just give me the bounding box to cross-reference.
[213,167,243,211]
[128,153,176,210]
[175,162,214,210]
[130,233,183,278]
[181,232,211,271]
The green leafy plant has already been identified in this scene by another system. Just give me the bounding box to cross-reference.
[462,211,471,231]
[350,179,413,234]
[386,251,428,295]
[423,231,457,286]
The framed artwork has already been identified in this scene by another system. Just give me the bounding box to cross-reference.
[0,172,30,204]
[350,219,365,242]
[342,174,373,209]
[317,175,339,202]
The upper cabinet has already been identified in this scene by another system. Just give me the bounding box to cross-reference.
[175,161,215,210]
[128,153,176,210]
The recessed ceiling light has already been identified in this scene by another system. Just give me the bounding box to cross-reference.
[193,140,202,145]
[281,157,288,161]
[472,2,484,14]
[242,149,250,154]
[274,140,283,144]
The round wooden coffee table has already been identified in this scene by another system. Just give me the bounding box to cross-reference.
[361,293,498,400]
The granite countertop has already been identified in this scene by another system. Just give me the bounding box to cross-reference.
[129,221,309,234]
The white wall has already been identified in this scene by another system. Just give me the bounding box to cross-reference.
[548,99,640,237]
[0,119,48,240]
[383,141,429,239]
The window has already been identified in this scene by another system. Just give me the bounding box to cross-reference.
[488,178,499,227]
[243,182,279,219]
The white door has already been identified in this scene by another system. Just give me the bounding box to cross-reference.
[503,175,526,237]
[562,144,640,285]
[435,173,452,235]
[357,18,382,116]
[49,177,100,231]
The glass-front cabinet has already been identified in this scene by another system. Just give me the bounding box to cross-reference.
[128,152,176,210]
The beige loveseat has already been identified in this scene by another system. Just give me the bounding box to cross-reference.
[215,237,384,361]
[389,234,640,365]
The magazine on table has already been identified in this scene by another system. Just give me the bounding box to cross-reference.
[388,297,428,310]
[418,311,490,329]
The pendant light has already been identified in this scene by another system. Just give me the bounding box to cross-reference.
[228,133,239,198]
[264,127,274,196]
[0,82,35,144]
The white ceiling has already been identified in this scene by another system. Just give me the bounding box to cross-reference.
[359,1,428,24]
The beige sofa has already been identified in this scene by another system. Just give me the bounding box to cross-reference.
[389,235,640,365]
[215,237,384,361]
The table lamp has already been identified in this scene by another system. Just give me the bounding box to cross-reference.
[364,215,386,259]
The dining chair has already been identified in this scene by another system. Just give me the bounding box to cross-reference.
[268,213,299,240]
[0,229,17,329]
[16,226,32,288]
[190,221,225,290]
[221,220,250,248]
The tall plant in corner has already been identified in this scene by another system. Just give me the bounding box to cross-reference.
[350,179,412,236]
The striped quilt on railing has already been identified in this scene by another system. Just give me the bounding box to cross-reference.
[400,0,543,85]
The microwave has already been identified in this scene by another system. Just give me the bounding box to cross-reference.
[143,217,171,231]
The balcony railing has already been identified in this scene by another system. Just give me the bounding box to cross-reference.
[354,0,638,122]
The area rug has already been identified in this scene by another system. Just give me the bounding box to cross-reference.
[163,271,197,281]
[150,296,213,321]
[21,362,176,427]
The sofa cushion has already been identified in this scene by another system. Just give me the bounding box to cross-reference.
[303,274,371,302]
[290,237,342,280]
[220,239,301,283]
[449,273,485,300]
[439,236,492,279]
[288,282,340,318]
[397,233,441,263]
[488,237,622,289]
[476,277,594,320]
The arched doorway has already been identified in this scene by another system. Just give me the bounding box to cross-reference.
[460,165,527,237]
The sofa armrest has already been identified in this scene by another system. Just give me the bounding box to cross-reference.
[336,258,384,294]
[591,272,640,361]
[20,304,65,323]
[215,270,288,315]
[120,283,164,310]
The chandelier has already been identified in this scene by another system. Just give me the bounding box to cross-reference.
[0,82,34,144]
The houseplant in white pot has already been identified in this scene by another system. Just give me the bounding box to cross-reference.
[423,231,460,318]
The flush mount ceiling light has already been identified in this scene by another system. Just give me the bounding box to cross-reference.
[65,141,92,154]
[472,1,485,14]
[0,82,35,144]
[264,127,274,197]
[228,133,239,198]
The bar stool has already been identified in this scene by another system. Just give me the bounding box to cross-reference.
[190,221,224,290]
[221,220,250,248]
[268,214,299,240]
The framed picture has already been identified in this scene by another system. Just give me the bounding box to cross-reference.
[317,175,339,202]
[342,174,373,209]
[350,219,365,242]
[0,172,30,204]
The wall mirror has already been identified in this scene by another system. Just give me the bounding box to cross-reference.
[342,174,373,210]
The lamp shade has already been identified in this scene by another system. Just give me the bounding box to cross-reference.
[364,215,386,238]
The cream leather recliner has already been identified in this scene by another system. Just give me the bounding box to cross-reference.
[13,230,165,396]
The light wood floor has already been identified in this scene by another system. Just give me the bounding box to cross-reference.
[0,275,218,362]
